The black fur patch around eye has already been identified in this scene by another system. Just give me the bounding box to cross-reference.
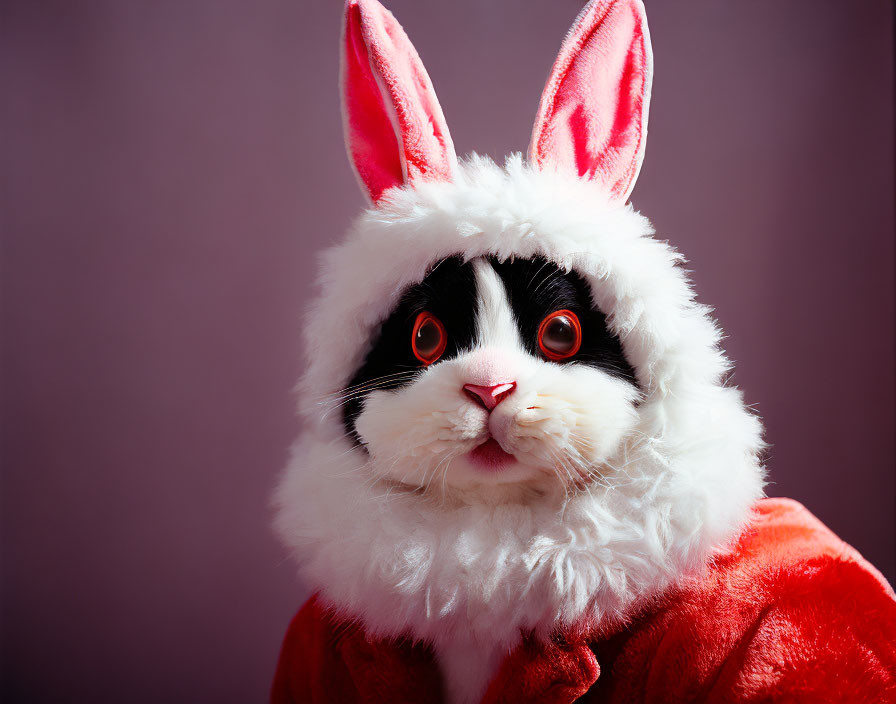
[489,256,638,386]
[341,256,479,442]
[341,255,639,444]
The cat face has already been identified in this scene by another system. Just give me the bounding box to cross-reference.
[341,256,642,495]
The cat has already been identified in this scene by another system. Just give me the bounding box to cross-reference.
[271,1,895,703]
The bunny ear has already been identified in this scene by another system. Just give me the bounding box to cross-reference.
[529,0,652,203]
[341,0,457,203]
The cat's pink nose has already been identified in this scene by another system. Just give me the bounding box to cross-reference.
[463,382,516,411]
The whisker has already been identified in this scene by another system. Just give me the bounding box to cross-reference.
[318,370,420,403]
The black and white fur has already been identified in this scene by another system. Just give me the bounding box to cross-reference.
[274,157,765,704]
[343,255,639,495]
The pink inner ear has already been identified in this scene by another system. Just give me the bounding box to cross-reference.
[342,0,456,202]
[529,0,652,203]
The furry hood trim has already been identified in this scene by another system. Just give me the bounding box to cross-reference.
[274,156,765,648]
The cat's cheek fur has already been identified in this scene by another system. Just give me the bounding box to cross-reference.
[505,364,640,476]
[355,375,485,488]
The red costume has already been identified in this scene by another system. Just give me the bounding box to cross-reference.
[272,499,896,703]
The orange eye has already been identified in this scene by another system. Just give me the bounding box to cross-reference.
[411,312,447,365]
[538,309,582,361]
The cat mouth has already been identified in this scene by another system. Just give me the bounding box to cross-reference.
[467,437,516,471]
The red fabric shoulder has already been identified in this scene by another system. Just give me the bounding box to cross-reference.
[270,594,443,704]
[590,497,896,703]
[270,595,356,704]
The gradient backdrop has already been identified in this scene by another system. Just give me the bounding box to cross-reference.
[2,1,893,701]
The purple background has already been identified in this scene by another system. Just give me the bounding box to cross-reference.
[2,1,892,700]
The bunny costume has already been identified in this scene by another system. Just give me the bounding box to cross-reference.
[271,1,896,702]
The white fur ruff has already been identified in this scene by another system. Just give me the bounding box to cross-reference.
[274,157,765,703]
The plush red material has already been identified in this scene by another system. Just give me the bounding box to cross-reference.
[529,0,651,203]
[272,498,896,703]
[341,0,456,202]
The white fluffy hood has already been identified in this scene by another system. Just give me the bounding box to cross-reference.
[274,156,765,649]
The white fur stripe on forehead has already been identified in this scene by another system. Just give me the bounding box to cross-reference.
[341,0,457,203]
[473,260,522,350]
[529,0,652,204]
